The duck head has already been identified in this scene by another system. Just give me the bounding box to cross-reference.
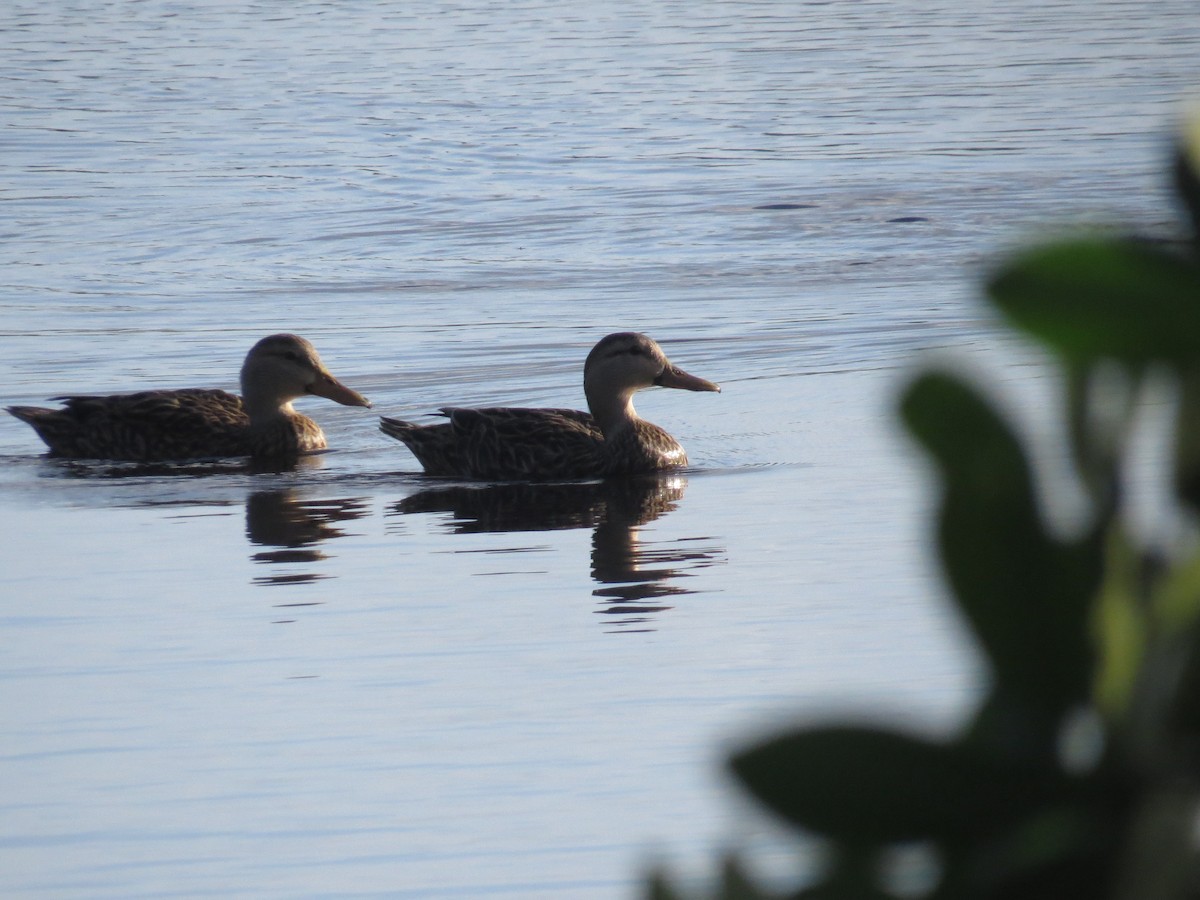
[240,333,371,417]
[583,332,719,433]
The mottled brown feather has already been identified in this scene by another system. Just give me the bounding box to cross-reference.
[7,389,327,461]
[380,407,690,479]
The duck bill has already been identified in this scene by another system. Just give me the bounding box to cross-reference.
[655,365,721,393]
[308,371,372,407]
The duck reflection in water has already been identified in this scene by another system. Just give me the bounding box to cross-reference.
[390,474,724,631]
[52,448,329,479]
[245,489,368,591]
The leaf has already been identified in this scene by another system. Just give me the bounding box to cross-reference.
[1092,529,1147,719]
[1174,367,1200,512]
[987,238,1200,365]
[1174,127,1200,241]
[730,726,1067,845]
[717,855,786,899]
[938,804,1124,900]
[643,856,786,900]
[1107,786,1200,900]
[1064,361,1136,518]
[645,871,688,900]
[901,372,1101,715]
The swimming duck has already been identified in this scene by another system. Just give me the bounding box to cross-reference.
[7,333,371,461]
[379,331,719,480]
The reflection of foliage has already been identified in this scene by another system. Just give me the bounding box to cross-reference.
[649,130,1200,899]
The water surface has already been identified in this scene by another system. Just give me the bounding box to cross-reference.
[3,1,1199,896]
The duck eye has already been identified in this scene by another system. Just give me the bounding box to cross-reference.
[283,351,301,362]
[628,345,643,356]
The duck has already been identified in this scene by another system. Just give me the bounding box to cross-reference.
[7,333,371,461]
[379,331,719,480]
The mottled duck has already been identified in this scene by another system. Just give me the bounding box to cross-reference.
[379,331,719,480]
[8,333,371,461]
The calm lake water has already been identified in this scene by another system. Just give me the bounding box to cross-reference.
[3,1,1200,897]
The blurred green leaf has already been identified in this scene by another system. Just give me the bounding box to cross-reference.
[938,802,1122,899]
[1155,549,1200,632]
[716,856,785,899]
[1173,136,1200,242]
[730,726,1067,846]
[1064,361,1138,518]
[1174,367,1200,511]
[644,857,789,900]
[793,876,894,899]
[901,372,1101,714]
[646,872,688,900]
[1108,788,1199,900]
[1093,529,1147,719]
[987,239,1200,364]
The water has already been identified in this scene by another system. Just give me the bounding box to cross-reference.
[2,1,1199,896]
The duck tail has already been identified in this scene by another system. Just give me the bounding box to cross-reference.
[379,415,419,443]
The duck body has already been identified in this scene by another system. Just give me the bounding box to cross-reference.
[380,332,718,481]
[7,334,370,462]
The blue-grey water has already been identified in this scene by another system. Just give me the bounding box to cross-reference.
[3,2,1199,897]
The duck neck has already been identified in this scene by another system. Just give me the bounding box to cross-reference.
[586,385,639,437]
[241,382,295,426]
